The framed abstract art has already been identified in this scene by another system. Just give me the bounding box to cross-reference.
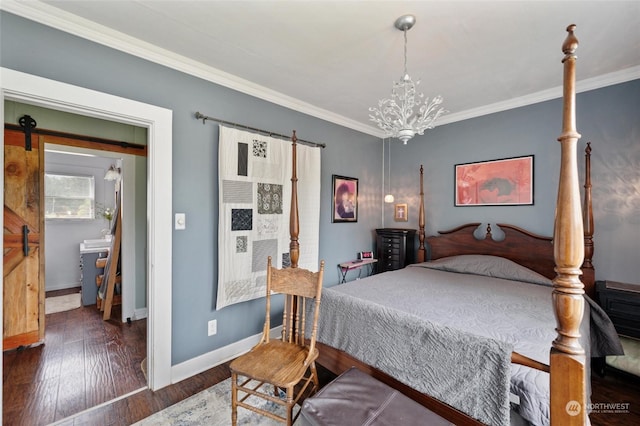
[455,156,534,206]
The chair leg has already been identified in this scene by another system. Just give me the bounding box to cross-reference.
[231,372,238,426]
[310,362,320,392]
[286,386,294,426]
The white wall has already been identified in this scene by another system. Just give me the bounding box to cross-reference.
[44,150,116,291]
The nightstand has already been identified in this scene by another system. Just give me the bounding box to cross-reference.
[596,280,640,378]
[596,280,640,339]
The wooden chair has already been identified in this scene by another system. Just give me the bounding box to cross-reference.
[230,256,325,426]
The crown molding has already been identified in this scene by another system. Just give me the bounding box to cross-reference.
[3,1,638,139]
[1,0,378,136]
[437,65,640,127]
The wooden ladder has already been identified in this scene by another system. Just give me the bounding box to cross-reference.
[97,194,122,320]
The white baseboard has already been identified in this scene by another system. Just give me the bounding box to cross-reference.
[46,282,81,292]
[134,307,148,320]
[170,326,282,385]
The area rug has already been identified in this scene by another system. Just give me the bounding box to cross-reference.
[133,378,303,425]
[45,293,81,314]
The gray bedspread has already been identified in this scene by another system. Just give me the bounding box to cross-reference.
[313,260,622,426]
[317,281,513,425]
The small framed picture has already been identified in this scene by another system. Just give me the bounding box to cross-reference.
[394,203,408,222]
[332,175,358,223]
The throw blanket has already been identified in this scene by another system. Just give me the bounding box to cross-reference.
[316,286,513,426]
[586,295,624,357]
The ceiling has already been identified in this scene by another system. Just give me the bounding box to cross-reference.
[4,1,640,137]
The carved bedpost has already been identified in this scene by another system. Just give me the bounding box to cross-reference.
[289,131,300,268]
[582,142,595,296]
[550,24,586,426]
[417,165,426,262]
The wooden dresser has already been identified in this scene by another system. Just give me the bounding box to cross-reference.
[375,228,416,274]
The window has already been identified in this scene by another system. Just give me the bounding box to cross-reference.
[45,173,95,219]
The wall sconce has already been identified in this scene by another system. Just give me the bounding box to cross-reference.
[104,164,121,181]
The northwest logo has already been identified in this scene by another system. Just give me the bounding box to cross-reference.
[565,400,581,416]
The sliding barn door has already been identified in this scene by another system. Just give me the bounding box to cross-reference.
[3,129,45,350]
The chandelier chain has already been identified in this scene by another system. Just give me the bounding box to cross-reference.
[403,29,408,76]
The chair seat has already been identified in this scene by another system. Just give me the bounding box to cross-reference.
[231,340,319,388]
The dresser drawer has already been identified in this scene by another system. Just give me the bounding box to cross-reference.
[605,299,640,322]
[381,236,400,246]
[379,251,400,262]
[382,260,401,270]
[381,245,400,255]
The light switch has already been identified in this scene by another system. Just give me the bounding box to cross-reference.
[175,213,186,230]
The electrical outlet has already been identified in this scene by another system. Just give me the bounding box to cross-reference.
[207,319,217,336]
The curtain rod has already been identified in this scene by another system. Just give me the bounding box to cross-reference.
[195,112,326,148]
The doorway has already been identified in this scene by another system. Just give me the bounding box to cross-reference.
[42,137,143,324]
[3,111,150,421]
[1,68,173,398]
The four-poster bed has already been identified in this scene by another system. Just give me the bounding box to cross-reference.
[282,25,620,425]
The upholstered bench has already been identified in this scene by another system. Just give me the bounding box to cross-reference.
[300,367,453,425]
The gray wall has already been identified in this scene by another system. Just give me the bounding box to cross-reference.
[0,12,380,365]
[387,79,640,284]
[2,11,638,369]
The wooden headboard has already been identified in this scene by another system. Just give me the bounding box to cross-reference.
[426,223,556,279]
[418,143,595,298]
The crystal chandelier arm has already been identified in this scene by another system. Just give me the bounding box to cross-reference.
[414,96,447,135]
[369,99,405,136]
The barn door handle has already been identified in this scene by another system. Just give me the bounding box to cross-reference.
[22,225,30,256]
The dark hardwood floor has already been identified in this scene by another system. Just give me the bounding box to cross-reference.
[590,367,640,426]
[4,290,639,425]
[3,288,146,425]
[38,360,640,426]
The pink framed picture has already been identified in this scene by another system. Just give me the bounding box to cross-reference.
[332,175,358,222]
[455,156,533,206]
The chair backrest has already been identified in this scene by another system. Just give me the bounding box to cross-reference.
[264,256,325,348]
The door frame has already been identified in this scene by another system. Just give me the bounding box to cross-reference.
[1,67,173,391]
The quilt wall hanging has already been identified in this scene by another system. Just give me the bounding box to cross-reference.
[217,125,321,309]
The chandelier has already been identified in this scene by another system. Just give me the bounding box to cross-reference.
[369,15,446,144]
